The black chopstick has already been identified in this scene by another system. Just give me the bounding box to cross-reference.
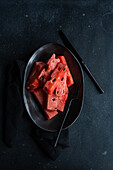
[58,30,104,94]
[54,100,72,147]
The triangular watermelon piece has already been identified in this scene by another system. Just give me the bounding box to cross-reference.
[47,53,60,70]
[43,63,67,94]
[33,88,58,119]
[55,72,68,96]
[57,56,74,87]
[38,53,60,86]
[57,94,68,112]
[26,62,45,92]
[47,94,58,110]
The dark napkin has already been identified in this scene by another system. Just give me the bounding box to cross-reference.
[4,60,69,160]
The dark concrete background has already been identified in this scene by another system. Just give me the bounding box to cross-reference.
[0,0,113,169]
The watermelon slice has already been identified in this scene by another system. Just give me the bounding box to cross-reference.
[57,94,68,112]
[55,72,68,96]
[38,53,60,86]
[33,88,58,119]
[43,63,67,94]
[47,53,60,70]
[26,78,39,92]
[47,94,58,110]
[26,62,45,92]
[57,56,74,87]
[38,68,49,87]
[29,62,46,80]
[45,109,58,120]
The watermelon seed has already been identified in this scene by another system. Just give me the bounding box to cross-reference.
[52,78,56,82]
[33,72,37,77]
[30,85,34,89]
[63,68,66,71]
[61,78,63,81]
[48,77,52,80]
[52,98,56,101]
[45,66,48,71]
[55,107,57,109]
[44,87,47,91]
[57,91,59,94]
[40,76,44,80]
[58,67,61,71]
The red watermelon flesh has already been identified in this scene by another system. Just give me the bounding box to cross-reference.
[33,88,46,106]
[45,109,58,120]
[55,72,68,96]
[33,88,58,119]
[57,94,68,112]
[26,62,45,92]
[38,68,49,87]
[47,94,58,110]
[26,78,39,92]
[47,53,60,70]
[57,56,74,87]
[38,53,60,86]
[43,63,67,94]
[29,62,46,79]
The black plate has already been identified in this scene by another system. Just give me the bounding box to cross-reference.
[23,43,84,132]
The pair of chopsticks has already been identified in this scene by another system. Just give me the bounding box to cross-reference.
[54,30,104,148]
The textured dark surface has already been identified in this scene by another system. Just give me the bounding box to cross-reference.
[0,0,113,169]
